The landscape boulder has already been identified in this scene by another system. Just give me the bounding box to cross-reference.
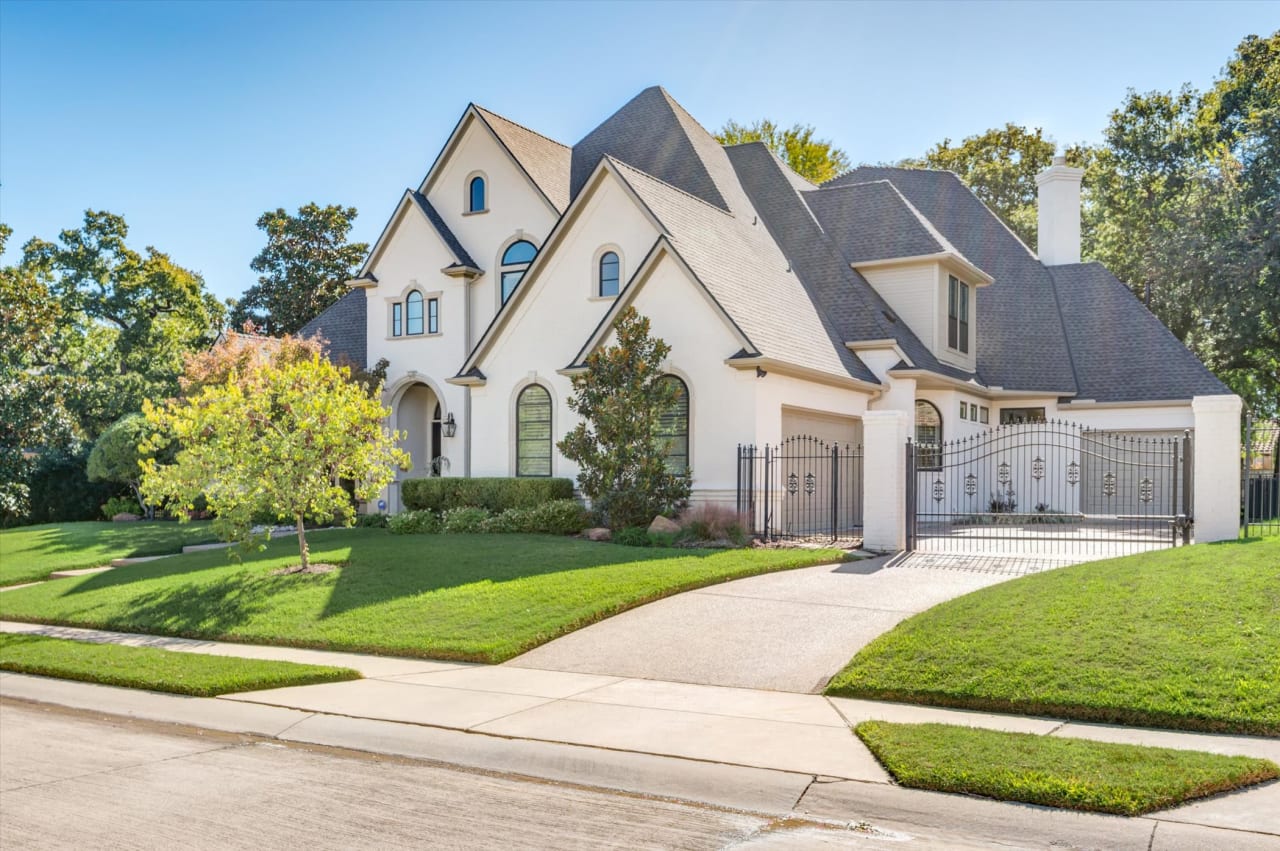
[112,512,141,522]
[648,515,681,535]
[584,527,612,542]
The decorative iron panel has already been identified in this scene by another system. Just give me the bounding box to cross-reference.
[737,436,864,543]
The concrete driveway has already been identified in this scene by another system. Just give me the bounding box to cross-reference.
[508,554,1025,693]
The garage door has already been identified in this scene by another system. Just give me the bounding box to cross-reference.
[781,408,862,447]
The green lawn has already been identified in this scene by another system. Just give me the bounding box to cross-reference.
[0,521,218,587]
[0,530,843,663]
[827,537,1280,736]
[855,721,1278,816]
[0,633,359,697]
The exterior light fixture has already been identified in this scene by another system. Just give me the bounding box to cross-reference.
[442,413,457,438]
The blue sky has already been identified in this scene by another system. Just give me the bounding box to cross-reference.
[1,0,1273,303]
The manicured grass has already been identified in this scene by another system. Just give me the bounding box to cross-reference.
[0,530,843,663]
[855,721,1278,816]
[827,537,1280,735]
[0,633,359,697]
[0,521,218,587]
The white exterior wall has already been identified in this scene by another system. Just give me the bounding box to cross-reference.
[862,264,937,355]
[423,115,559,347]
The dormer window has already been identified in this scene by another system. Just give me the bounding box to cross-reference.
[948,275,970,354]
[468,175,487,213]
[500,240,537,304]
[598,251,620,297]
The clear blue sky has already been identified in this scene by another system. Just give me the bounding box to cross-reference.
[1,0,1273,302]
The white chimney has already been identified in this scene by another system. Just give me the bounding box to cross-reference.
[1034,154,1084,265]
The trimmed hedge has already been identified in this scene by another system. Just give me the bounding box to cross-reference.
[389,500,589,537]
[402,477,574,513]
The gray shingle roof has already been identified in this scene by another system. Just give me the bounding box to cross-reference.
[725,143,976,384]
[298,289,366,369]
[571,87,731,212]
[410,191,478,269]
[1047,263,1228,402]
[804,181,944,263]
[828,166,1079,393]
[608,157,878,384]
[473,105,571,213]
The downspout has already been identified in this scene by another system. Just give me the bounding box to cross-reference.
[463,271,475,478]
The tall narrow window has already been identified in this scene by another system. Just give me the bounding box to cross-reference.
[392,302,403,337]
[468,176,486,212]
[948,275,970,354]
[656,375,690,473]
[500,240,537,304]
[427,297,439,334]
[598,251,620,297]
[406,290,424,335]
[915,400,943,470]
[516,384,552,477]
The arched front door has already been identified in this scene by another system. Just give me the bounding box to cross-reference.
[394,382,440,511]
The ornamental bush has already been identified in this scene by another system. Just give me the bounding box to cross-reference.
[401,477,574,513]
[441,506,492,533]
[387,510,438,535]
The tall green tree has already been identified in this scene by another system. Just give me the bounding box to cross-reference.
[231,203,369,336]
[558,307,691,529]
[716,120,852,183]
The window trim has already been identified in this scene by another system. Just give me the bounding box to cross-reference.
[596,248,621,299]
[406,290,424,336]
[656,374,690,474]
[514,383,553,477]
[498,238,538,306]
[427,296,439,335]
[464,171,488,215]
[387,288,442,339]
[914,399,943,471]
[947,275,970,355]
[391,302,402,338]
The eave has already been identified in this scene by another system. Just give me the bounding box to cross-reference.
[726,355,882,393]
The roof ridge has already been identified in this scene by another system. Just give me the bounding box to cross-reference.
[876,180,964,259]
[605,155,735,218]
[806,179,895,192]
[472,103,570,149]
[821,163,964,187]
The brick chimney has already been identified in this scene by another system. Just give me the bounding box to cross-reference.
[1034,154,1085,265]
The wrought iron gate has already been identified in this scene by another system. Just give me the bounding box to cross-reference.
[906,420,1193,558]
[1243,413,1279,537]
[737,436,863,542]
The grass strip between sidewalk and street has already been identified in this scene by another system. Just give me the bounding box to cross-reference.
[0,521,218,587]
[827,537,1280,736]
[0,633,360,697]
[0,530,845,663]
[855,721,1279,816]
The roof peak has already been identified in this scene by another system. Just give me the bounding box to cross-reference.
[471,103,570,149]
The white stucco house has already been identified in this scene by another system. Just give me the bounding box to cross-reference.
[300,86,1241,547]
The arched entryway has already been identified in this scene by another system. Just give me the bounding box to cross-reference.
[392,381,447,511]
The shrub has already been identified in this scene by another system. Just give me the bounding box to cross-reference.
[678,503,748,545]
[989,490,1017,513]
[441,506,492,533]
[101,496,139,519]
[614,526,651,547]
[401,477,574,513]
[525,499,589,535]
[388,510,439,535]
[355,513,389,529]
[647,531,677,548]
[27,447,125,524]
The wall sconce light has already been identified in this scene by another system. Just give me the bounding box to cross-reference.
[755,366,768,379]
[442,413,457,438]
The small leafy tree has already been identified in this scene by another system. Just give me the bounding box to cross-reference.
[716,119,851,183]
[141,352,409,571]
[558,307,691,528]
[87,413,162,515]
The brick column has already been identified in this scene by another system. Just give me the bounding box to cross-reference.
[1192,394,1243,543]
[862,410,909,553]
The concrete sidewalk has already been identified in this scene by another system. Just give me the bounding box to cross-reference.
[2,621,1278,842]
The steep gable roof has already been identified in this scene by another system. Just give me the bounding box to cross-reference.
[827,166,1078,393]
[359,190,478,278]
[725,143,977,384]
[298,289,367,368]
[472,105,571,213]
[410,191,477,269]
[804,181,945,263]
[571,86,731,212]
[1047,263,1228,403]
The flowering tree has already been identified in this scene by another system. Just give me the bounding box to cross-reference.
[141,351,408,571]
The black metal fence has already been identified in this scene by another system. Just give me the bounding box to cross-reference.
[1243,414,1279,537]
[906,420,1193,558]
[736,436,863,542]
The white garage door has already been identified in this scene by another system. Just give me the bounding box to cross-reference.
[781,408,862,448]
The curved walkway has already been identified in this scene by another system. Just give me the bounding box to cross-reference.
[507,554,1026,693]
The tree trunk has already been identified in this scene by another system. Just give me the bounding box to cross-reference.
[295,514,310,570]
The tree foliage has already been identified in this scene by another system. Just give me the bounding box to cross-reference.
[87,414,163,514]
[141,351,408,569]
[230,203,368,336]
[557,307,691,528]
[716,119,852,183]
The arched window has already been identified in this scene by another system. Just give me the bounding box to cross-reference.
[405,290,424,335]
[915,400,942,470]
[500,240,537,304]
[516,384,552,477]
[468,176,486,213]
[657,375,690,474]
[598,251,620,297]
